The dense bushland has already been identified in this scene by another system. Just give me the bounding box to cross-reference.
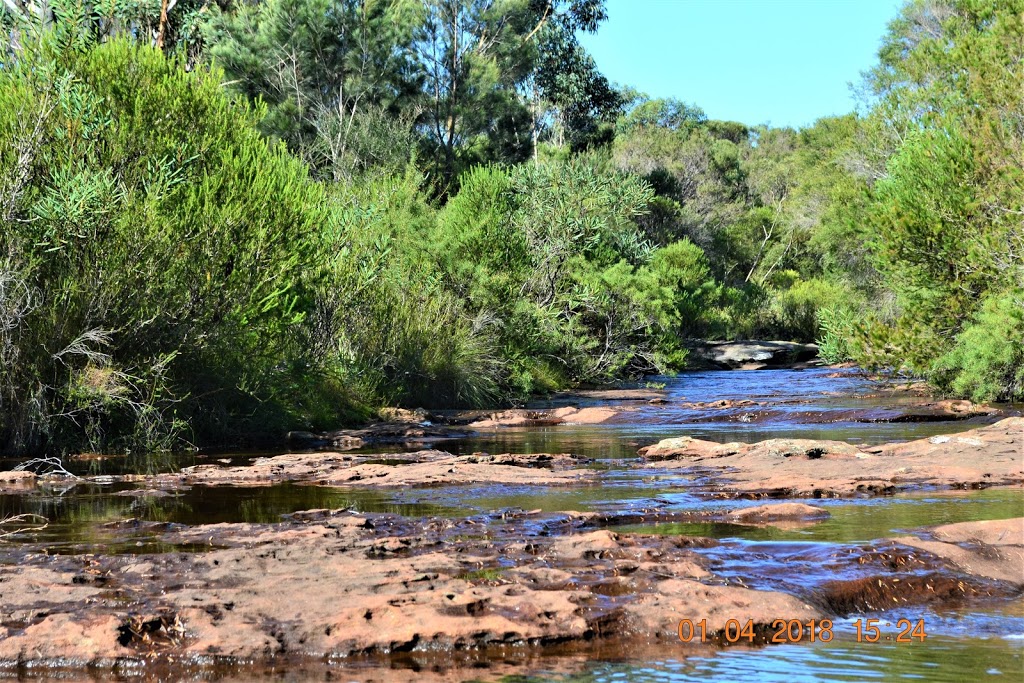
[845,0,1024,401]
[1,0,1021,459]
[0,29,356,456]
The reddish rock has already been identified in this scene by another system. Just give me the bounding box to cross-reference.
[550,406,620,424]
[556,388,667,402]
[894,518,1024,585]
[0,514,817,669]
[637,417,1024,497]
[468,406,622,428]
[0,470,36,491]
[142,450,594,489]
[625,580,819,643]
[727,502,830,522]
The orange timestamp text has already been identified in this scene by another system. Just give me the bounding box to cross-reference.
[854,618,927,642]
[677,617,928,644]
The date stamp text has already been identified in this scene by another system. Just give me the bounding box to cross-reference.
[678,618,928,644]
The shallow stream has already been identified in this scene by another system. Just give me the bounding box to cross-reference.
[1,367,1021,681]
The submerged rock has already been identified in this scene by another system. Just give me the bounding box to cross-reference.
[287,421,473,450]
[854,399,1001,423]
[727,502,831,523]
[894,517,1024,585]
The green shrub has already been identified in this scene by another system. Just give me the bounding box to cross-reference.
[0,32,336,455]
[425,158,664,391]
[768,277,852,342]
[816,306,857,364]
[644,238,723,341]
[717,276,859,344]
[312,169,506,409]
[932,291,1024,403]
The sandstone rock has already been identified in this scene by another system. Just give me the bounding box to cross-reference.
[468,406,622,429]
[139,450,595,489]
[547,530,622,560]
[624,580,820,643]
[550,406,619,424]
[0,513,803,668]
[0,470,36,490]
[377,407,436,423]
[894,518,1024,585]
[727,502,830,522]
[855,399,1001,423]
[692,340,819,370]
[638,437,860,461]
[636,417,1024,497]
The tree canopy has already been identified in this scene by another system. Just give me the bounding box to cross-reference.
[2,0,1021,458]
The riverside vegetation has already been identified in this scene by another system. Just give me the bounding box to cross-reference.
[1,0,1022,459]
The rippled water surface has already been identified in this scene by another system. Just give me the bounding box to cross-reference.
[515,631,1023,682]
[2,367,1021,681]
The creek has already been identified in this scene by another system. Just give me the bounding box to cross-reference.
[0,367,1021,681]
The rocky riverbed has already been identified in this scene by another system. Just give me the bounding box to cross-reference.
[1,500,1021,669]
[1,369,1021,681]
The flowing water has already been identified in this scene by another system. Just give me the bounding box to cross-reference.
[1,367,1022,681]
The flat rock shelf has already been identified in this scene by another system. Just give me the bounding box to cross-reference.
[1,368,1022,682]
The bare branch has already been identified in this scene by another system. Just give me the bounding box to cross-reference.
[0,514,48,540]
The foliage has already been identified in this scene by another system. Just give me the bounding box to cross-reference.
[6,0,1024,463]
[430,158,665,389]
[932,291,1024,402]
[0,30,340,455]
[311,168,506,408]
[1,0,210,61]
[816,306,857,365]
[200,0,619,190]
[845,0,1024,389]
[203,0,421,181]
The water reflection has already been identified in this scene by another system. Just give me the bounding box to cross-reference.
[0,482,459,553]
[506,633,1024,682]
[612,488,1024,543]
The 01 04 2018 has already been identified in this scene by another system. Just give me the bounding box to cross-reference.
[677,618,928,644]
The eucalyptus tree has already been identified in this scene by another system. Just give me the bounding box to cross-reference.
[411,0,618,189]
[412,0,535,188]
[204,0,422,181]
[1,0,209,60]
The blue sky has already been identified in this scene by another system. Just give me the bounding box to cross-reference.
[579,0,904,129]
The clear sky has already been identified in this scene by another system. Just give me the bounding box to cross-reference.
[579,0,904,129]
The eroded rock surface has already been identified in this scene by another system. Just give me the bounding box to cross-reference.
[0,512,817,668]
[637,417,1024,497]
[147,450,595,489]
[894,518,1024,585]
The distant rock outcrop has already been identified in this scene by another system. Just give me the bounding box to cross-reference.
[692,340,819,369]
